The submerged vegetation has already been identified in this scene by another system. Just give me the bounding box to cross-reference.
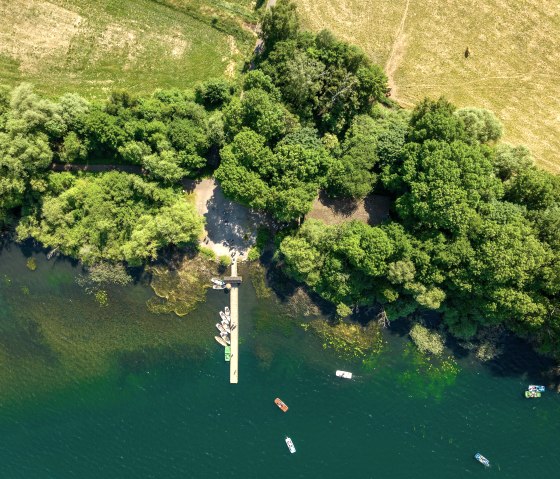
[147,254,216,317]
[308,319,384,361]
[398,343,460,400]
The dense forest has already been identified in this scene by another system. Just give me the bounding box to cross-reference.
[1,0,559,357]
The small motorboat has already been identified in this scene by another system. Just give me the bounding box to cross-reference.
[220,332,231,345]
[225,346,231,362]
[285,437,296,454]
[474,452,490,467]
[221,320,231,333]
[528,385,545,392]
[216,323,226,334]
[212,285,225,290]
[274,398,288,412]
[211,278,225,287]
[224,306,230,317]
[525,390,541,398]
[336,370,352,379]
[219,311,230,323]
[215,336,227,347]
[474,453,490,467]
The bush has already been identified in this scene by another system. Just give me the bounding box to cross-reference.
[409,323,444,356]
[199,246,216,261]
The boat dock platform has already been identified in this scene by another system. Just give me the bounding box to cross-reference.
[229,261,240,384]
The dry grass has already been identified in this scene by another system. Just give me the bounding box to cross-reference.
[295,0,560,172]
[0,0,256,98]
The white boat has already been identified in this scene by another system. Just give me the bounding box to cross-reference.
[285,437,296,454]
[213,285,225,290]
[220,333,231,345]
[216,323,226,334]
[528,385,545,392]
[336,370,353,379]
[220,311,230,323]
[474,453,490,467]
[221,320,231,333]
[211,278,225,287]
[224,306,230,317]
[215,336,227,347]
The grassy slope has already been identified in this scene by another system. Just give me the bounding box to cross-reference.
[295,0,560,173]
[0,0,257,99]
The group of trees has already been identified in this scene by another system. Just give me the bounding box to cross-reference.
[0,84,211,263]
[17,171,203,265]
[279,95,560,357]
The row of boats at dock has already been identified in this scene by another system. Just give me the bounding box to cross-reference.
[213,305,232,362]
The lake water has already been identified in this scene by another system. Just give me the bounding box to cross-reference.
[0,241,559,479]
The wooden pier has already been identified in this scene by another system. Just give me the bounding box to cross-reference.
[229,260,240,384]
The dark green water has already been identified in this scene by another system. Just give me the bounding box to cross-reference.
[0,242,559,479]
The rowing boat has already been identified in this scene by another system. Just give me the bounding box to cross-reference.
[221,320,231,333]
[214,336,227,347]
[336,370,352,379]
[216,323,226,334]
[225,346,231,362]
[274,398,288,412]
[219,311,229,323]
[285,437,296,454]
[525,390,541,398]
[474,453,490,467]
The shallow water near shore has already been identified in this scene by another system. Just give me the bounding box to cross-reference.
[0,241,559,479]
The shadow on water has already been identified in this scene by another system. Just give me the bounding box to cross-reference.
[0,318,59,365]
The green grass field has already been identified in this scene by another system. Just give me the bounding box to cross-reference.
[295,0,560,172]
[0,0,258,99]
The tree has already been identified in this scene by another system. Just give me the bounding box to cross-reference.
[455,107,503,144]
[407,97,464,143]
[261,0,300,49]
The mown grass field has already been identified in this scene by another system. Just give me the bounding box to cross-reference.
[295,0,560,172]
[0,0,258,99]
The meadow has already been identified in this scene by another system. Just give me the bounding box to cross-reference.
[0,0,258,99]
[295,0,560,172]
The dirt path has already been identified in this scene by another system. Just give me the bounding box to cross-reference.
[385,0,410,102]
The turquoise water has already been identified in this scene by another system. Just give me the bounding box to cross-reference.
[0,242,559,478]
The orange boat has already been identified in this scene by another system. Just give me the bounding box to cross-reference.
[274,398,288,412]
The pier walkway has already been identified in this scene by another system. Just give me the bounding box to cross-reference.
[229,260,239,384]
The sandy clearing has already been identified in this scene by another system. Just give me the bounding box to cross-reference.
[186,178,268,262]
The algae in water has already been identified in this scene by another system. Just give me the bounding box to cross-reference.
[147,255,215,317]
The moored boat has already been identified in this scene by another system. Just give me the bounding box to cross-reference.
[221,320,231,333]
[274,398,288,412]
[212,285,225,290]
[336,370,353,379]
[224,306,230,317]
[211,278,225,287]
[528,385,545,392]
[219,311,230,323]
[215,336,227,347]
[216,323,226,334]
[225,346,231,362]
[220,332,231,345]
[474,453,490,467]
[525,390,541,398]
[285,437,296,454]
